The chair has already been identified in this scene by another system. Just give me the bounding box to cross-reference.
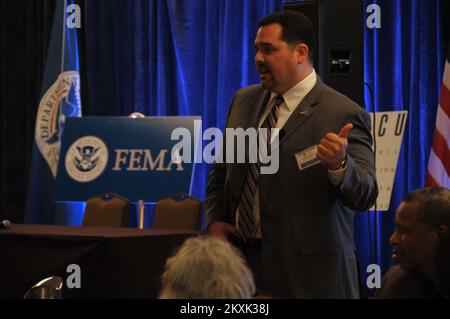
[23,276,63,299]
[82,192,130,227]
[153,193,203,231]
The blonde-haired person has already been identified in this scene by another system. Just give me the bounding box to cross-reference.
[159,236,255,299]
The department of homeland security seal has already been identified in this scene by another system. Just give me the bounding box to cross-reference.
[65,136,108,183]
[35,71,82,177]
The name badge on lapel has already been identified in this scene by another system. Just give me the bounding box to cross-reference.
[295,145,321,171]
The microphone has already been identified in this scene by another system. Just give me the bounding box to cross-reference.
[0,219,11,230]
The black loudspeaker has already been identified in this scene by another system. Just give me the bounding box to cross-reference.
[284,0,364,107]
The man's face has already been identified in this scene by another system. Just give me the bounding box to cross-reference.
[254,23,306,94]
[390,201,439,272]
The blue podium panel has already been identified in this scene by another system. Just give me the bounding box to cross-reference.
[53,116,200,202]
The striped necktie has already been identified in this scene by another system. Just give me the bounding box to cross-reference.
[237,95,284,240]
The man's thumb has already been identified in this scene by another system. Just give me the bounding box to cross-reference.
[339,123,353,139]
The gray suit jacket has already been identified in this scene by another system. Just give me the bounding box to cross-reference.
[206,78,378,298]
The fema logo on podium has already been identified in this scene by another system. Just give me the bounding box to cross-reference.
[65,136,108,182]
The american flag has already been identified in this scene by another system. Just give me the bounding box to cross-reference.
[426,45,450,188]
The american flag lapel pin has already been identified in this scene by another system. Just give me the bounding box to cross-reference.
[299,110,309,116]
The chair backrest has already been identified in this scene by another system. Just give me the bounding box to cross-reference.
[82,192,130,227]
[153,193,203,231]
[23,276,63,299]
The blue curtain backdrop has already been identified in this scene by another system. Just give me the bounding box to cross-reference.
[59,0,446,279]
[362,0,447,274]
[80,0,283,206]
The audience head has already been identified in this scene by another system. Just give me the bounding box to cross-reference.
[159,235,255,299]
[390,187,450,274]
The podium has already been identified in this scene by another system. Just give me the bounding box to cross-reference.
[53,116,201,226]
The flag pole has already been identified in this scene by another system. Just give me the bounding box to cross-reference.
[61,0,67,73]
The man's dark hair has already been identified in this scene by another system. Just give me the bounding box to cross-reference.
[404,187,450,227]
[258,11,316,64]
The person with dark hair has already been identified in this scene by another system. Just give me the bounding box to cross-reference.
[375,187,450,299]
[257,11,316,64]
[206,11,377,298]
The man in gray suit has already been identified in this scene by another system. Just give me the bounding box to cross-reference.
[206,11,378,298]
